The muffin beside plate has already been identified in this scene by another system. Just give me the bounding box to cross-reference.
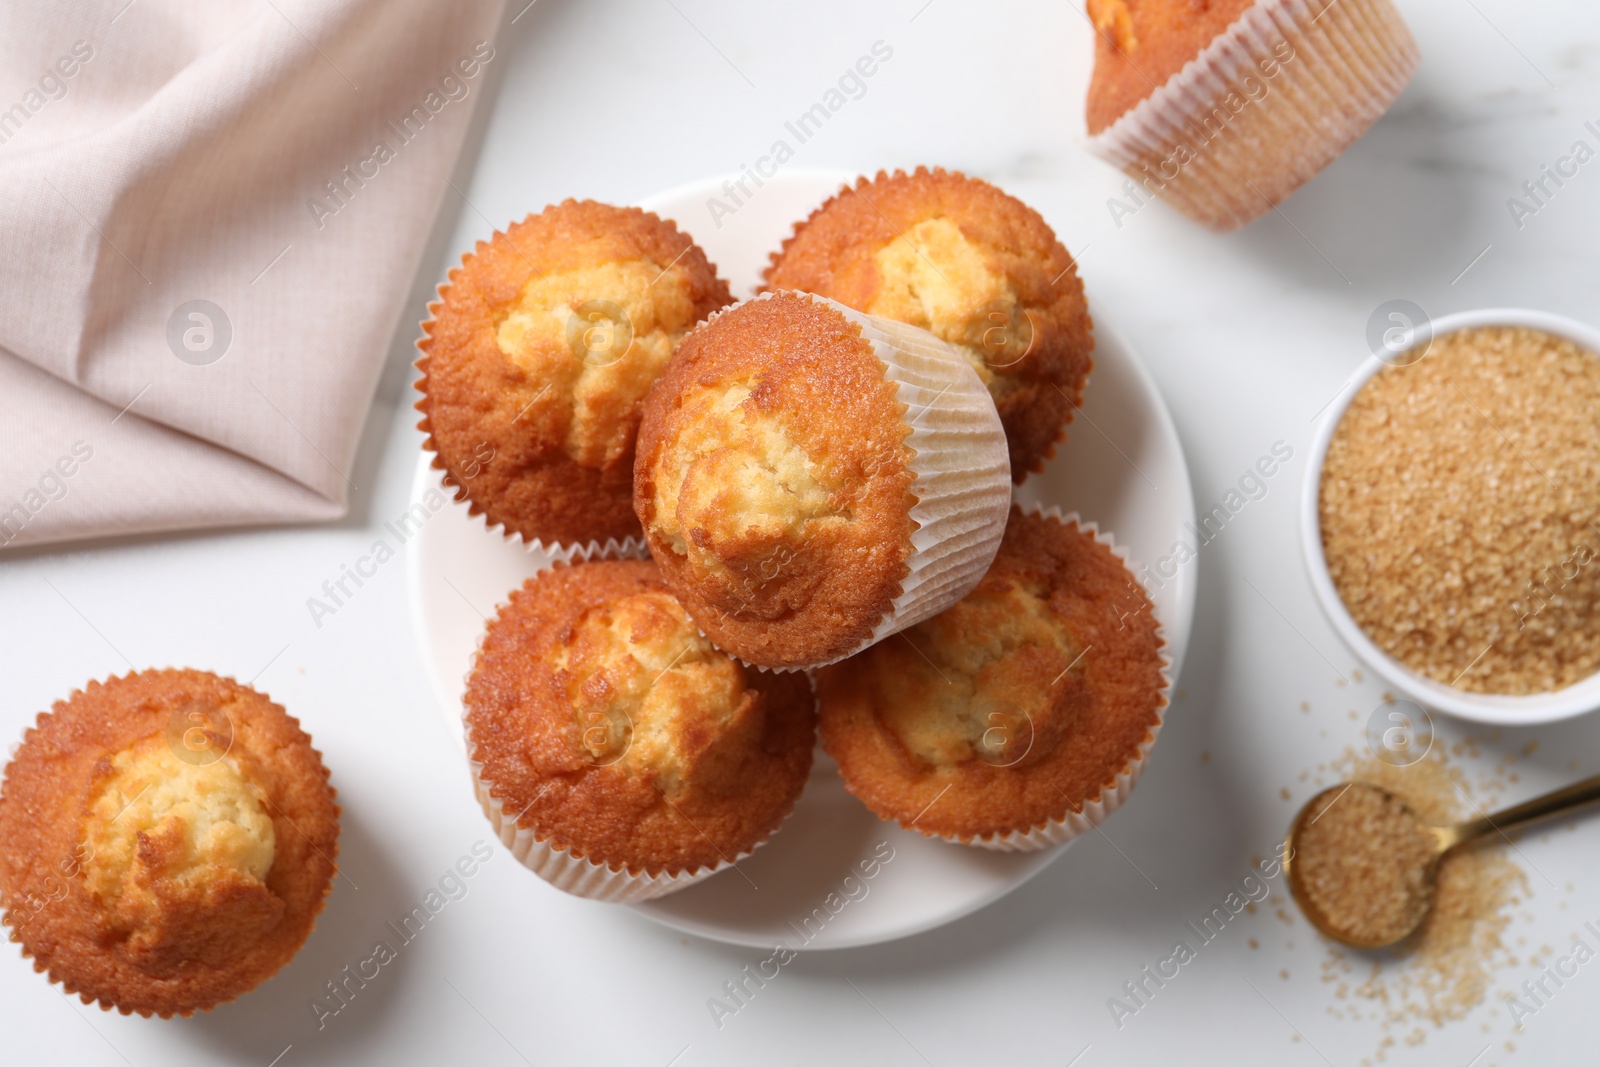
[1083,0,1418,230]
[0,669,339,1017]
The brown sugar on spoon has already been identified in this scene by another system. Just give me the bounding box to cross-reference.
[1298,750,1529,1033]
[1290,783,1438,947]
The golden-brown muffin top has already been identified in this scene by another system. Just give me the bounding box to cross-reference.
[416,200,733,546]
[465,561,816,875]
[0,670,339,1017]
[634,291,918,669]
[1085,0,1259,135]
[817,508,1166,843]
[82,740,280,972]
[763,167,1094,481]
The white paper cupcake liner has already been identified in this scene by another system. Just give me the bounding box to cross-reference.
[460,565,807,902]
[467,761,745,902]
[1085,0,1418,231]
[946,506,1172,853]
[440,472,649,565]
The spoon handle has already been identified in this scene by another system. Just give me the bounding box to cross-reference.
[1449,773,1600,850]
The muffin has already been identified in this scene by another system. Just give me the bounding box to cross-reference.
[1084,0,1419,231]
[465,560,817,902]
[816,507,1168,849]
[0,669,339,1016]
[416,200,733,550]
[633,290,1012,671]
[763,167,1094,481]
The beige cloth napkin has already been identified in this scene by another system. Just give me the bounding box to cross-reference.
[0,0,505,550]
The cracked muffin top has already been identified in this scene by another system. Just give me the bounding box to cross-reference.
[465,560,816,875]
[633,292,921,669]
[816,508,1166,844]
[763,167,1094,481]
[417,200,733,547]
[0,669,339,1017]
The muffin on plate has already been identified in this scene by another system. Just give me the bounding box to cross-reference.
[0,669,339,1017]
[763,167,1094,481]
[465,560,817,902]
[1084,0,1418,231]
[416,200,733,551]
[816,507,1169,849]
[633,290,1012,671]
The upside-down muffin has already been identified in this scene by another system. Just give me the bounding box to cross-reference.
[0,670,339,1016]
[416,200,733,548]
[633,290,1011,671]
[1083,0,1418,231]
[762,167,1093,481]
[816,508,1168,849]
[465,560,817,902]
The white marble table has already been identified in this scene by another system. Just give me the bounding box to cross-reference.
[3,2,1598,1064]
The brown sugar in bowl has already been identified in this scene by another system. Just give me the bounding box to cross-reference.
[1303,308,1600,724]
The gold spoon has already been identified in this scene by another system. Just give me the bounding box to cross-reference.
[1285,774,1600,948]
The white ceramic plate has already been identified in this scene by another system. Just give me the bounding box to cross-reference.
[406,170,1196,949]
[1302,306,1600,726]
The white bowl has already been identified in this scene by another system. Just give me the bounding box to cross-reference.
[1301,307,1600,726]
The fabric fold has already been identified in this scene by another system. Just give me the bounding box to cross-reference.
[0,0,506,549]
